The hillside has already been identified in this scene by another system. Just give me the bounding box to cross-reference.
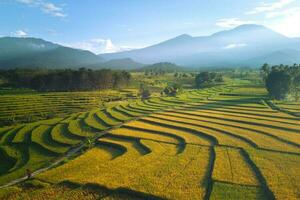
[137,62,184,72]
[89,58,144,70]
[0,37,104,69]
[246,49,300,66]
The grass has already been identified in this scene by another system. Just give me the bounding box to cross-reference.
[193,109,300,146]
[248,149,300,200]
[114,105,142,117]
[12,118,62,144]
[0,126,24,145]
[0,146,17,175]
[110,127,180,145]
[95,110,121,126]
[0,179,165,200]
[107,107,132,122]
[210,181,267,200]
[271,100,300,117]
[67,118,99,138]
[0,89,136,125]
[168,110,300,153]
[83,110,108,131]
[31,125,69,154]
[213,147,259,186]
[0,78,299,199]
[125,119,211,145]
[50,123,81,146]
[150,113,251,149]
[0,144,56,185]
[38,139,211,199]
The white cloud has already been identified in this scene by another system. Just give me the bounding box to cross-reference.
[216,18,256,28]
[244,0,300,37]
[246,0,296,15]
[223,43,247,49]
[13,30,28,37]
[16,0,66,18]
[268,11,300,37]
[265,6,300,18]
[65,38,137,54]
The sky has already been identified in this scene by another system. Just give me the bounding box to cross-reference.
[1,0,300,54]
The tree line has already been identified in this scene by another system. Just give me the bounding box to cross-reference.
[195,72,224,88]
[0,68,131,92]
[261,64,300,100]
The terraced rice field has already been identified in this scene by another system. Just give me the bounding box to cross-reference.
[272,101,300,117]
[0,82,299,199]
[0,89,137,125]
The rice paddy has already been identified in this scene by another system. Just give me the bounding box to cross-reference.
[0,90,137,126]
[0,80,299,199]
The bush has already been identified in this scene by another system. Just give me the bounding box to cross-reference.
[195,72,223,88]
[163,83,182,97]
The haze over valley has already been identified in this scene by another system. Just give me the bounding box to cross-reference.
[1,24,300,69]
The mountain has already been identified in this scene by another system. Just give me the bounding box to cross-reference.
[137,62,184,72]
[100,24,300,67]
[2,25,300,69]
[101,58,144,70]
[246,49,300,66]
[0,37,104,69]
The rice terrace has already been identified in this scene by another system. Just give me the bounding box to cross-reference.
[1,1,300,200]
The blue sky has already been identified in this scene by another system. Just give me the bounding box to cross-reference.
[1,0,300,53]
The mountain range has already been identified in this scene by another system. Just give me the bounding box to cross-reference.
[101,24,300,67]
[0,37,144,69]
[1,24,300,69]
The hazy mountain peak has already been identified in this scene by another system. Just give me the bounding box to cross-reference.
[2,24,300,69]
[232,24,267,31]
[211,24,284,38]
[175,34,193,39]
[163,34,193,43]
[100,24,300,67]
[0,36,105,69]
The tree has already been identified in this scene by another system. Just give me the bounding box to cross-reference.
[0,68,132,92]
[263,64,300,101]
[163,83,181,97]
[195,72,223,88]
[195,72,210,88]
[266,70,292,100]
[139,84,151,99]
[292,75,300,101]
[260,63,270,81]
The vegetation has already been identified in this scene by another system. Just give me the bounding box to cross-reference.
[162,83,181,97]
[139,84,151,99]
[0,69,299,200]
[139,62,183,75]
[195,71,224,88]
[262,63,300,100]
[0,89,136,125]
[0,68,131,92]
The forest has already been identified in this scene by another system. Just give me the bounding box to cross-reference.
[0,68,131,92]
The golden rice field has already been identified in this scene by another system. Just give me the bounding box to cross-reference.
[0,82,299,200]
[0,89,138,126]
[272,100,300,117]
